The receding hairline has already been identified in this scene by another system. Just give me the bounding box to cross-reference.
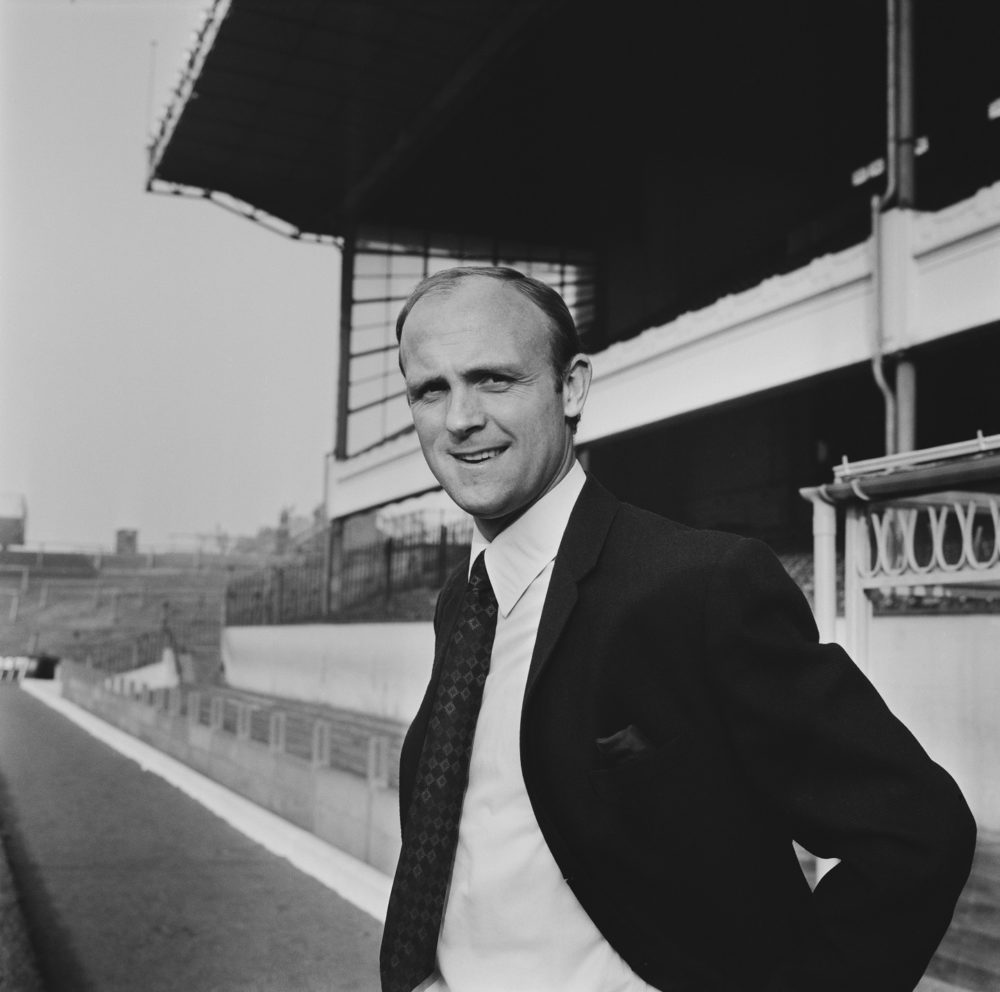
[396,268,555,340]
[395,267,580,381]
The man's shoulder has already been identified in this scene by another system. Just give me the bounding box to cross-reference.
[592,498,804,620]
[571,473,759,576]
[609,497,746,560]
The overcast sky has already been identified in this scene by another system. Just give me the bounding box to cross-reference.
[0,0,340,550]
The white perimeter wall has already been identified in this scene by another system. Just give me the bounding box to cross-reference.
[222,623,434,723]
[838,614,1000,830]
[224,614,998,827]
[111,650,180,692]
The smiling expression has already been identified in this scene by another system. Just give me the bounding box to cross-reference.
[399,277,591,539]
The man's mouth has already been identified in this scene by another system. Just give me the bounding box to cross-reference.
[453,446,506,464]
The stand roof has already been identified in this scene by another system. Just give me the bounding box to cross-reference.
[149,0,1000,252]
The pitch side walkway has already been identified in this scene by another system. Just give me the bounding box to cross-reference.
[0,682,384,992]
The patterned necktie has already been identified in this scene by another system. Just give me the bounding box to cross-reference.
[380,551,499,992]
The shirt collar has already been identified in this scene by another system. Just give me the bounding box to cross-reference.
[469,461,586,618]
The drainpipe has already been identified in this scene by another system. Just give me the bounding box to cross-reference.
[871,0,917,455]
[895,358,917,453]
[895,0,916,212]
[893,0,917,452]
[870,193,897,456]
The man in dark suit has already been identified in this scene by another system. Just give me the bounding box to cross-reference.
[379,266,975,992]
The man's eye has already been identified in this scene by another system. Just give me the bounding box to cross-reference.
[413,384,445,401]
[481,374,509,386]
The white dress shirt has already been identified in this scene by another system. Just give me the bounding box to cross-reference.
[424,462,653,992]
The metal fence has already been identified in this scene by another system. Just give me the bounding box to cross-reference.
[59,659,405,788]
[225,517,473,626]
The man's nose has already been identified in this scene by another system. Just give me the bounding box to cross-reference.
[445,387,485,435]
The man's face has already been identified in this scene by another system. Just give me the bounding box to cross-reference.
[399,278,590,539]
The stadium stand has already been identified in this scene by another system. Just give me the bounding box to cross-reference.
[0,553,264,684]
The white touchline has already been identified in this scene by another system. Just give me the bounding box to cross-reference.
[18,679,392,924]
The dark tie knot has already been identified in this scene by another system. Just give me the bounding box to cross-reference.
[469,551,489,581]
[468,552,495,601]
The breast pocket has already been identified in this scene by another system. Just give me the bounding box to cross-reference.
[588,730,698,803]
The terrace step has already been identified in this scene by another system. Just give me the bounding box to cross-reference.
[924,831,1000,992]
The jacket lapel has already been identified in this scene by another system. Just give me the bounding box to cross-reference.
[524,475,619,701]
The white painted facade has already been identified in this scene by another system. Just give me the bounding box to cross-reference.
[325,183,1000,521]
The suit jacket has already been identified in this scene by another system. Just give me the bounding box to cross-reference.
[397,476,976,992]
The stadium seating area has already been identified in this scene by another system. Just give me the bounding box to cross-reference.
[0,551,261,684]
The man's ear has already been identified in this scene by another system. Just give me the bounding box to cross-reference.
[562,354,592,421]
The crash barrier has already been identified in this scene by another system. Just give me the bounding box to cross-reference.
[57,660,403,875]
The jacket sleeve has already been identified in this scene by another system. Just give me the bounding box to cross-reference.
[705,538,976,992]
